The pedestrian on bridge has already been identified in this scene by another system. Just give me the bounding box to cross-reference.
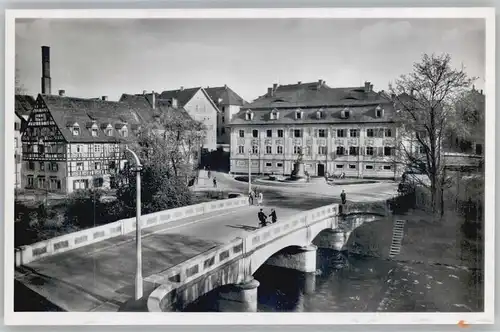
[248,191,254,205]
[258,209,268,227]
[258,191,263,206]
[269,208,277,223]
[340,189,347,205]
[213,177,217,188]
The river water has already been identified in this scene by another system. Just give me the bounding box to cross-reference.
[186,248,483,312]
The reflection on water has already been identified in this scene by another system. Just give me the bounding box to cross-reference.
[185,248,483,312]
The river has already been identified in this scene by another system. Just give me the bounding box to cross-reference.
[185,248,483,312]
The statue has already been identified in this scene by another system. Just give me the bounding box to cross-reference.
[290,150,306,180]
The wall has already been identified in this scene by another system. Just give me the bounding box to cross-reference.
[14,197,249,267]
[229,124,400,178]
[184,89,218,151]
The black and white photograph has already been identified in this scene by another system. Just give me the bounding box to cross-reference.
[5,8,495,325]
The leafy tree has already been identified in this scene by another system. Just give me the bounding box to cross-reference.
[389,53,476,215]
[116,109,205,214]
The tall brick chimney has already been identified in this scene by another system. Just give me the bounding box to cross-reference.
[41,46,51,95]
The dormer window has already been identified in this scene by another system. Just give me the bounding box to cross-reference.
[270,109,279,120]
[105,124,113,137]
[91,124,99,137]
[245,110,254,121]
[375,105,384,118]
[72,123,80,136]
[295,109,303,120]
[316,109,324,119]
[121,126,128,138]
[341,108,350,119]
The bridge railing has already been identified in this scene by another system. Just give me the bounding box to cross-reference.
[15,197,249,267]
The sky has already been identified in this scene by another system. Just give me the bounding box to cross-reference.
[15,18,485,102]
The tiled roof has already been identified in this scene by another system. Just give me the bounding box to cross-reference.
[15,94,36,117]
[39,94,155,143]
[230,104,397,126]
[159,87,201,107]
[119,93,194,122]
[245,81,383,109]
[205,86,246,106]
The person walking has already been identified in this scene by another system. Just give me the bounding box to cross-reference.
[269,208,277,223]
[248,191,254,205]
[258,209,267,227]
[213,177,217,188]
[340,189,347,205]
[258,191,263,206]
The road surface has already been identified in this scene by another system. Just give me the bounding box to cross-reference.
[15,203,300,312]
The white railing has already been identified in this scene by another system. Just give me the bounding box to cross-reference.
[15,197,249,267]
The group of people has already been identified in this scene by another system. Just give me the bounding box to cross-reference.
[257,208,277,227]
[248,190,263,206]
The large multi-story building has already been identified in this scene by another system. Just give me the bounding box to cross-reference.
[14,95,35,189]
[229,80,402,179]
[205,85,246,147]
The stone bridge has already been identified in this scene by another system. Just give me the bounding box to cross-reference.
[147,203,385,312]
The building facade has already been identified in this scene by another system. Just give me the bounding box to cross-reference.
[229,80,402,179]
[159,87,219,151]
[21,93,147,193]
[205,85,246,147]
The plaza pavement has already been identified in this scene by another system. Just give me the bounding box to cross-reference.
[15,203,301,312]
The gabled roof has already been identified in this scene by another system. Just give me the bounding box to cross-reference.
[37,94,153,143]
[159,87,201,107]
[205,85,246,106]
[245,81,383,109]
[119,93,194,123]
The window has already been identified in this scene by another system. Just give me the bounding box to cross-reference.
[76,162,84,171]
[376,108,383,118]
[350,129,358,138]
[27,161,35,170]
[419,146,426,154]
[385,129,393,137]
[245,110,253,120]
[238,146,244,154]
[91,128,98,137]
[76,145,82,153]
[252,145,259,154]
[318,146,327,155]
[73,126,80,136]
[14,122,20,131]
[37,176,46,189]
[277,129,284,138]
[265,162,272,167]
[349,146,359,155]
[222,116,225,123]
[316,110,323,119]
[266,129,272,138]
[384,147,393,156]
[14,138,18,149]
[49,177,61,190]
[337,129,345,137]
[266,146,272,154]
[49,162,58,171]
[95,162,101,170]
[293,146,302,154]
[336,146,345,155]
[341,109,350,118]
[39,162,45,171]
[349,164,356,169]
[121,128,128,138]
[109,161,116,169]
[366,146,374,156]
[221,128,226,134]
[106,127,113,136]
[94,145,101,153]
[38,144,45,153]
[93,177,104,188]
[365,165,374,170]
[336,164,344,169]
[270,110,279,120]
[294,129,302,138]
[367,129,374,137]
[276,146,283,154]
[277,162,283,167]
[295,111,303,120]
[239,130,245,138]
[383,165,392,170]
[26,175,34,188]
[318,129,326,138]
[252,130,258,138]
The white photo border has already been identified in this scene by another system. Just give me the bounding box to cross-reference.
[4,7,495,326]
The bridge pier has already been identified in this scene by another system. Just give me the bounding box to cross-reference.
[265,245,318,273]
[217,278,260,312]
[313,229,350,251]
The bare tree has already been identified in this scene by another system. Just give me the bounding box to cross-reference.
[389,53,476,215]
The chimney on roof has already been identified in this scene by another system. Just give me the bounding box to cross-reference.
[268,87,274,97]
[370,84,373,92]
[298,81,302,84]
[180,86,184,91]
[152,90,156,109]
[480,89,483,95]
[273,83,278,91]
[224,84,228,89]
[101,96,108,101]
[58,89,65,97]
[142,90,147,95]
[364,81,371,93]
[41,46,51,95]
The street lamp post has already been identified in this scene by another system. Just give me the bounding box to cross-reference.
[248,149,252,194]
[125,146,143,300]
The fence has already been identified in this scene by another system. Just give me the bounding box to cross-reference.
[14,197,249,267]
